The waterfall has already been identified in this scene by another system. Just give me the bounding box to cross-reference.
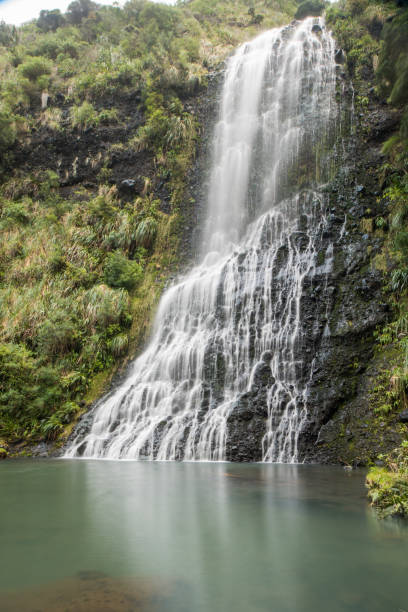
[67,17,337,462]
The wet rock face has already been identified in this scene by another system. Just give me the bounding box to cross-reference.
[226,352,275,462]
[223,213,388,464]
[223,97,396,464]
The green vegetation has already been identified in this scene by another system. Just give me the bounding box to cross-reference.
[0,0,298,452]
[367,441,408,517]
[0,105,16,153]
[328,0,408,514]
[104,251,144,291]
[295,1,326,19]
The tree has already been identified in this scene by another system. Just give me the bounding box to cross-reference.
[295,0,326,20]
[0,21,17,47]
[37,9,65,32]
[18,57,52,81]
[66,0,99,25]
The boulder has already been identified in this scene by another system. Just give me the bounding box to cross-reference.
[398,409,408,423]
[335,49,346,65]
[119,179,137,195]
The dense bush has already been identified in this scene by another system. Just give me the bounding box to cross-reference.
[295,0,326,19]
[70,101,99,129]
[0,106,16,153]
[0,342,64,436]
[135,217,158,249]
[0,21,17,47]
[367,442,408,517]
[66,0,98,25]
[37,9,66,33]
[17,56,52,81]
[104,251,143,291]
[377,11,408,105]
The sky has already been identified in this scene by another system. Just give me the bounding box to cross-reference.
[0,0,177,25]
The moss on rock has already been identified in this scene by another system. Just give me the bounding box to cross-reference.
[367,441,408,518]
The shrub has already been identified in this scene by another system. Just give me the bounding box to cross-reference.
[0,342,63,434]
[41,401,79,440]
[367,465,408,518]
[98,108,119,124]
[71,101,99,130]
[82,284,130,327]
[66,0,98,25]
[248,7,264,25]
[347,0,369,17]
[135,216,158,249]
[88,186,117,221]
[18,56,52,81]
[0,106,16,152]
[37,9,66,33]
[0,22,17,47]
[0,200,30,225]
[361,4,388,39]
[295,0,326,19]
[1,74,35,108]
[104,251,143,291]
[57,57,77,77]
[110,333,129,356]
[48,249,67,274]
[36,311,81,357]
[377,11,408,105]
[391,268,408,292]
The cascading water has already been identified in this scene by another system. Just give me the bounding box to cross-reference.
[67,17,338,462]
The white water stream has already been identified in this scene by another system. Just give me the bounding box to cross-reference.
[67,17,337,462]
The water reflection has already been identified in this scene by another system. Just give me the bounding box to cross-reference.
[0,461,407,611]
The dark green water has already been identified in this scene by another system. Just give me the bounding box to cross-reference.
[1,461,407,611]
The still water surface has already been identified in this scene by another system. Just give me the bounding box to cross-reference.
[0,461,407,611]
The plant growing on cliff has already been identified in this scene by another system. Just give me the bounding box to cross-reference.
[367,442,408,517]
[18,56,52,82]
[0,105,16,153]
[104,252,144,291]
[71,101,99,129]
[377,11,408,106]
[135,217,158,249]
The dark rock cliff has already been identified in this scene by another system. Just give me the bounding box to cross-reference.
[223,72,403,465]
